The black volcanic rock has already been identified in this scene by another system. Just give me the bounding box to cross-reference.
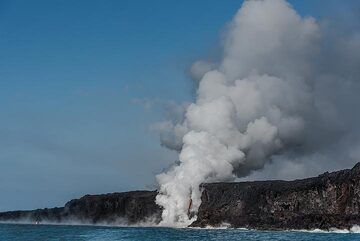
[0,191,162,225]
[192,162,360,230]
[1,163,360,230]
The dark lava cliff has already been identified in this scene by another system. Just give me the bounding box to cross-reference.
[0,191,161,225]
[192,162,360,230]
[1,163,360,230]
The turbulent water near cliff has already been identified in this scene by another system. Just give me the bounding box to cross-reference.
[1,223,360,241]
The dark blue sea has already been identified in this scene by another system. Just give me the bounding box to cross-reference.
[1,223,360,241]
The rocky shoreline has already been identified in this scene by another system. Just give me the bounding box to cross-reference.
[1,163,360,230]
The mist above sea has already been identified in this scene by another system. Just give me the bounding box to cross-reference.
[1,223,360,241]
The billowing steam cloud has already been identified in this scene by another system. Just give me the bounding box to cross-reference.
[154,0,360,226]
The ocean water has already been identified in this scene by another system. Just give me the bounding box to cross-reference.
[1,223,360,241]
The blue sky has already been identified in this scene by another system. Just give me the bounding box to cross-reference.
[0,0,355,211]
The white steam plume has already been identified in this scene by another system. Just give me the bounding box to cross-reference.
[155,0,360,226]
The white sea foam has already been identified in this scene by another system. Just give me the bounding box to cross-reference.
[2,220,360,234]
[292,226,360,234]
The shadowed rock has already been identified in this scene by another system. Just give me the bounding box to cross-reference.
[192,162,360,230]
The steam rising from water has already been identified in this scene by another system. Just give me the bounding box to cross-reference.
[155,0,360,226]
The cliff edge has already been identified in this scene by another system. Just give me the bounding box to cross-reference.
[1,163,360,230]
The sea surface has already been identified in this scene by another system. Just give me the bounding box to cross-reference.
[1,223,360,241]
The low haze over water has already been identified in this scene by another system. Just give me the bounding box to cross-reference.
[1,224,360,241]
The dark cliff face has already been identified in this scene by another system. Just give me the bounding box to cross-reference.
[62,191,161,224]
[192,163,360,230]
[1,163,360,230]
[0,191,162,225]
